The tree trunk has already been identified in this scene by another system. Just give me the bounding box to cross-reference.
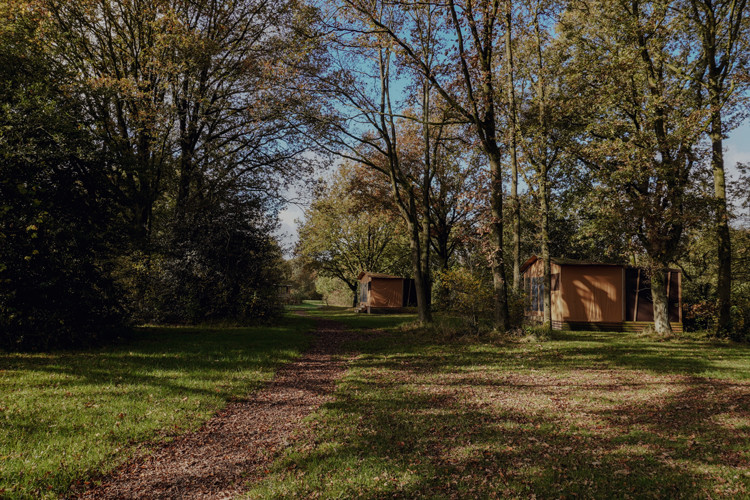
[489,150,510,330]
[710,99,732,335]
[534,6,551,329]
[408,214,432,323]
[505,0,521,291]
[651,267,672,334]
[540,166,552,329]
[421,79,433,313]
[352,286,359,308]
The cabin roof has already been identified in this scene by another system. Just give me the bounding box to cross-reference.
[357,271,403,281]
[519,255,625,274]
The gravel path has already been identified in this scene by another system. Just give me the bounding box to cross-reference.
[74,314,362,500]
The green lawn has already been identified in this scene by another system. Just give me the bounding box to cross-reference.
[307,307,419,331]
[286,300,327,310]
[247,312,750,499]
[0,314,314,499]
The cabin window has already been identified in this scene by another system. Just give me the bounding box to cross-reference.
[524,276,531,312]
[529,277,545,313]
[538,281,544,313]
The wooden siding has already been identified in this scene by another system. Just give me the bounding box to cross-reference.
[369,277,403,308]
[559,265,624,323]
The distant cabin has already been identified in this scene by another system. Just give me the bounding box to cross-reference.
[521,255,683,332]
[357,272,418,313]
[277,284,292,304]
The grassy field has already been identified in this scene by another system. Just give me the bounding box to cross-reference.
[286,300,326,311]
[247,310,750,499]
[0,314,314,499]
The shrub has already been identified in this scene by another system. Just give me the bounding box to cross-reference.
[435,267,494,333]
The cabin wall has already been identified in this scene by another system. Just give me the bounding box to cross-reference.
[370,278,403,307]
[559,265,623,322]
[523,260,562,321]
[359,275,372,306]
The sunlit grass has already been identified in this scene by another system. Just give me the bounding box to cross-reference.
[245,311,750,500]
[0,314,314,499]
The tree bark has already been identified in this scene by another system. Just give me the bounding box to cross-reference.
[686,0,747,336]
[540,167,552,329]
[505,0,521,291]
[421,79,433,312]
[651,266,672,334]
[710,96,732,334]
[533,6,552,329]
[489,150,510,330]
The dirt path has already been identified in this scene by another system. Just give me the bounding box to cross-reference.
[74,314,362,500]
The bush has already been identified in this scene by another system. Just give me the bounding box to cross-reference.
[435,267,528,332]
[316,276,356,307]
[121,198,286,326]
[435,268,494,333]
[730,299,750,342]
[0,26,128,350]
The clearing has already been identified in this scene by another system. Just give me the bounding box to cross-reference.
[3,307,750,499]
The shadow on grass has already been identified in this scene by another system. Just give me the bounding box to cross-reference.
[359,329,750,381]
[257,383,749,498]
[249,327,750,499]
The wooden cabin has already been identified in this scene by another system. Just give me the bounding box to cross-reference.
[521,256,683,332]
[277,284,293,304]
[357,272,418,313]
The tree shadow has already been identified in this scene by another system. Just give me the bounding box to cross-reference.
[252,331,750,499]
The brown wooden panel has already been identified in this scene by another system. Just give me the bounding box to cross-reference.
[370,278,403,307]
[559,265,623,322]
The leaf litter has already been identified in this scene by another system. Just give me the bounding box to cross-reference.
[71,313,370,500]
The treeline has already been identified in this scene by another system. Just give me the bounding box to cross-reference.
[0,0,323,350]
[294,0,750,338]
[3,0,750,348]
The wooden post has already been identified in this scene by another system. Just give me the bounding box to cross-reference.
[633,269,641,321]
[622,267,626,322]
[666,271,672,324]
[678,272,682,323]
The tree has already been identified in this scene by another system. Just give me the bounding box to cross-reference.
[336,0,514,329]
[47,0,321,238]
[563,0,708,334]
[307,1,441,323]
[0,1,126,349]
[296,165,411,306]
[682,0,750,336]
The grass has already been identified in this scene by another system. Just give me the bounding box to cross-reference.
[0,313,314,499]
[245,312,750,499]
[307,306,419,331]
[286,300,326,311]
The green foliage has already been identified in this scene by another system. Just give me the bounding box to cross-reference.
[730,298,750,342]
[0,6,126,350]
[433,264,529,334]
[435,267,494,332]
[281,258,323,305]
[315,276,354,307]
[296,164,411,301]
[127,199,286,325]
